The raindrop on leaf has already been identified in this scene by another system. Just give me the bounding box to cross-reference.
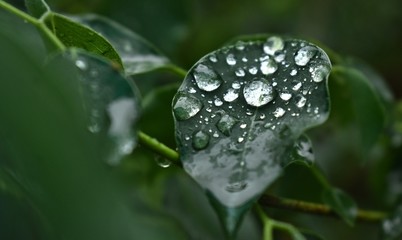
[173,94,203,120]
[193,64,222,92]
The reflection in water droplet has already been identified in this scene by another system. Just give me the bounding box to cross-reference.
[279,91,292,101]
[155,156,172,168]
[226,181,247,192]
[295,95,307,108]
[217,114,237,136]
[232,81,241,89]
[248,67,258,75]
[290,69,297,76]
[263,36,284,55]
[260,58,278,75]
[311,65,330,82]
[193,64,222,92]
[223,88,239,102]
[243,80,275,107]
[214,98,223,106]
[273,107,285,118]
[292,81,302,91]
[226,53,236,66]
[294,46,317,66]
[75,59,87,70]
[192,130,210,150]
[173,94,203,120]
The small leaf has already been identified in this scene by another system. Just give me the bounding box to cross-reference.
[44,13,123,67]
[381,203,402,240]
[331,66,386,154]
[71,14,170,75]
[24,0,50,18]
[172,36,332,236]
[62,49,141,165]
[322,187,357,226]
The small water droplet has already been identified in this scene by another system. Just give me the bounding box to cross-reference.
[235,41,246,50]
[273,107,285,118]
[226,53,237,65]
[292,81,302,91]
[155,156,172,168]
[235,68,245,77]
[260,58,278,75]
[223,88,239,102]
[193,64,222,92]
[240,123,247,129]
[294,136,314,163]
[237,137,244,143]
[295,95,307,108]
[311,64,330,82]
[213,131,219,138]
[248,67,258,75]
[188,87,197,93]
[209,54,218,62]
[214,98,223,106]
[263,36,284,55]
[274,54,286,63]
[243,80,275,107]
[242,57,248,62]
[216,114,238,136]
[75,59,87,70]
[294,46,317,66]
[192,130,210,150]
[173,94,203,120]
[279,91,292,101]
[226,181,247,192]
[232,81,241,89]
[264,122,273,129]
[290,69,298,76]
[259,113,266,120]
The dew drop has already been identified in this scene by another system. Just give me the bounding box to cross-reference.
[294,136,314,163]
[292,81,302,91]
[192,130,210,150]
[235,41,246,50]
[311,64,330,82]
[188,87,197,93]
[259,113,266,120]
[223,88,239,102]
[226,53,237,66]
[263,36,284,55]
[260,58,278,75]
[75,59,87,70]
[273,107,285,118]
[213,131,219,138]
[235,68,245,77]
[294,46,317,66]
[290,69,297,76]
[248,67,258,75]
[243,80,275,107]
[237,137,244,143]
[209,54,218,62]
[242,57,248,62]
[295,95,307,108]
[240,123,247,129]
[279,91,292,101]
[155,156,172,168]
[214,98,223,106]
[173,94,203,120]
[274,53,286,63]
[216,114,238,136]
[193,64,222,92]
[232,81,241,89]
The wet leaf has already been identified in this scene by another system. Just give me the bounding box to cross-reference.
[44,13,122,67]
[322,187,357,226]
[381,203,402,240]
[71,14,171,75]
[25,0,50,18]
[61,49,140,165]
[172,36,332,236]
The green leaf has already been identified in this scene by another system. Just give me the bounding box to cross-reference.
[322,187,357,226]
[44,13,123,67]
[62,49,141,165]
[25,0,50,18]
[381,203,402,240]
[331,66,386,154]
[71,14,171,75]
[172,36,332,236]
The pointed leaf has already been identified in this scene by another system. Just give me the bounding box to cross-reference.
[71,14,170,75]
[322,187,357,226]
[25,0,50,18]
[63,49,140,165]
[44,13,122,66]
[381,203,402,240]
[172,36,332,235]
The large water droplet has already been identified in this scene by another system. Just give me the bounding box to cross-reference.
[192,130,210,150]
[173,94,203,120]
[311,64,330,82]
[223,88,239,102]
[243,80,275,107]
[294,46,317,66]
[273,107,285,118]
[279,90,292,101]
[263,36,284,55]
[217,114,238,136]
[295,95,307,108]
[193,64,222,92]
[260,58,278,75]
[226,53,237,66]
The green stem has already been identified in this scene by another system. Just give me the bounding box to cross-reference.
[259,194,387,222]
[164,64,187,78]
[137,131,180,164]
[0,1,38,25]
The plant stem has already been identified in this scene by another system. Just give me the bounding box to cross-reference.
[137,131,180,164]
[165,64,187,78]
[0,1,37,25]
[259,194,387,222]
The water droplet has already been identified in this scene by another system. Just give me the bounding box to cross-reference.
[213,131,219,138]
[192,130,210,150]
[294,136,314,163]
[264,122,273,129]
[260,58,278,75]
[243,80,275,107]
[75,59,87,70]
[237,137,244,143]
[155,156,172,168]
[274,54,286,63]
[273,107,285,118]
[235,68,245,77]
[88,123,101,133]
[232,81,241,89]
[295,95,307,108]
[290,69,297,76]
[294,46,317,66]
[214,98,223,106]
[248,67,258,75]
[240,123,247,129]
[173,94,203,120]
[216,114,238,136]
[235,41,246,50]
[279,91,292,101]
[188,87,197,93]
[226,181,247,192]
[292,81,302,91]
[242,57,248,62]
[263,36,284,55]
[209,54,218,62]
[193,64,222,92]
[311,64,330,82]
[259,113,266,120]
[223,88,239,102]
[226,53,236,66]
